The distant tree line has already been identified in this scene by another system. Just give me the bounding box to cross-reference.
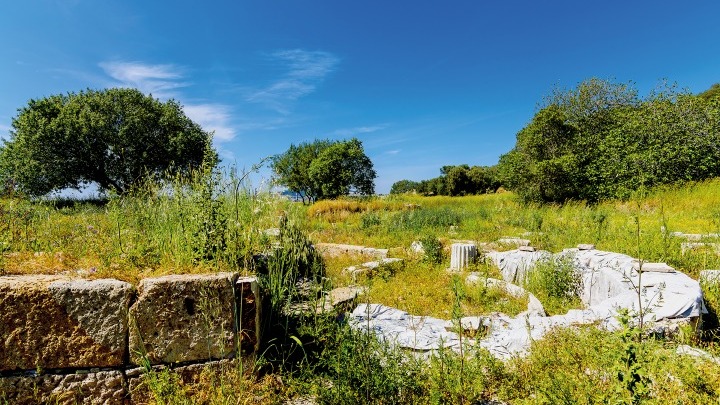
[392,78,720,203]
[390,164,501,196]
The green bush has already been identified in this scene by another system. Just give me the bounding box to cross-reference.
[525,256,583,315]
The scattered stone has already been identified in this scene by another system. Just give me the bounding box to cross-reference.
[343,258,403,279]
[497,237,531,247]
[577,244,596,251]
[328,286,365,307]
[518,246,536,252]
[0,275,132,371]
[129,273,238,365]
[0,370,126,405]
[670,232,720,241]
[676,344,720,364]
[681,242,720,255]
[449,243,477,271]
[315,243,388,259]
[410,241,424,254]
[632,261,676,273]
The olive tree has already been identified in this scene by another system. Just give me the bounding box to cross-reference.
[271,138,376,202]
[0,88,214,196]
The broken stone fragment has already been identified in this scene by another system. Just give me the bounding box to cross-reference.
[497,237,531,247]
[632,261,676,273]
[577,244,596,251]
[518,246,536,252]
[0,275,132,372]
[449,243,477,271]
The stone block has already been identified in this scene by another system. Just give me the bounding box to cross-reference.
[497,238,531,247]
[577,244,596,251]
[0,275,132,371]
[235,277,260,355]
[129,273,238,365]
[126,359,238,404]
[0,370,126,405]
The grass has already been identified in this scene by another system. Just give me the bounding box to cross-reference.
[3,177,720,403]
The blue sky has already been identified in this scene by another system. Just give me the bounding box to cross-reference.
[2,1,720,194]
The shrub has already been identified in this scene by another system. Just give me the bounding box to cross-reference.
[525,256,583,314]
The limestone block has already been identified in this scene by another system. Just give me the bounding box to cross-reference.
[129,273,238,365]
[0,370,126,405]
[577,244,596,251]
[449,243,477,271]
[235,276,260,355]
[632,261,676,273]
[497,238,531,247]
[127,359,238,404]
[518,246,536,252]
[0,275,132,371]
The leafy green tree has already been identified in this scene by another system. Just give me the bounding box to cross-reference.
[499,78,720,203]
[389,179,420,194]
[699,83,720,100]
[0,88,213,197]
[272,138,376,202]
[269,139,332,203]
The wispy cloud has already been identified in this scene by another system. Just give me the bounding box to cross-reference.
[385,149,400,155]
[0,124,11,141]
[99,61,236,142]
[182,104,236,142]
[99,61,188,98]
[247,49,339,113]
[333,124,387,137]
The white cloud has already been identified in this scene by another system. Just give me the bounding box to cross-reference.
[182,104,236,142]
[0,124,11,141]
[99,61,188,98]
[333,124,387,137]
[99,61,236,142]
[247,49,339,112]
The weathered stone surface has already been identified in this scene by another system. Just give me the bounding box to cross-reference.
[518,246,536,252]
[315,243,388,258]
[127,359,238,404]
[235,277,260,355]
[497,237,531,247]
[632,261,676,273]
[449,243,477,271]
[129,273,238,365]
[577,244,596,251]
[0,370,126,405]
[0,275,132,371]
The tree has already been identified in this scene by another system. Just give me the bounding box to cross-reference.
[272,138,376,202]
[389,179,420,194]
[0,88,214,197]
[269,139,332,204]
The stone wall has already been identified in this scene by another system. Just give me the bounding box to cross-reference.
[0,273,260,404]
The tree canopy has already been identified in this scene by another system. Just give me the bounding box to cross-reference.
[497,78,720,203]
[271,138,376,203]
[0,88,214,197]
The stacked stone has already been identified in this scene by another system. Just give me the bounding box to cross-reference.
[0,273,260,404]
